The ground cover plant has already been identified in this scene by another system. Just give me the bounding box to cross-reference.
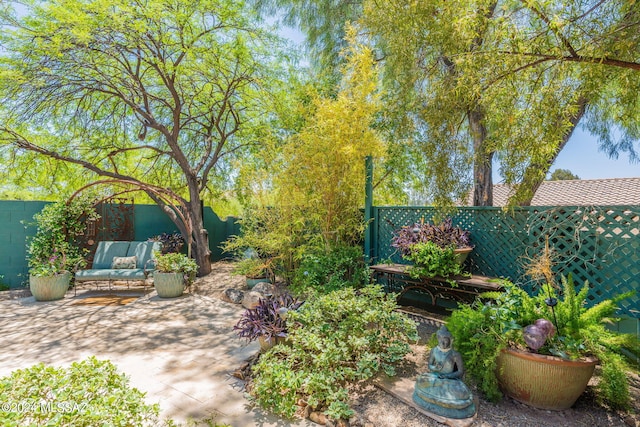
[249,285,418,422]
[0,357,159,426]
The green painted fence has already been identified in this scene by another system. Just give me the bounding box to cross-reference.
[0,201,240,288]
[369,205,640,321]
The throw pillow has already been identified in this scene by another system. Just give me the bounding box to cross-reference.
[111,256,137,269]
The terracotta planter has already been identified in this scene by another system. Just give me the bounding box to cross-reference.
[453,247,473,265]
[154,272,185,298]
[496,347,597,410]
[29,272,71,301]
[258,335,286,351]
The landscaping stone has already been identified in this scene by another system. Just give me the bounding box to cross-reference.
[223,288,244,304]
[242,291,264,309]
[251,281,275,295]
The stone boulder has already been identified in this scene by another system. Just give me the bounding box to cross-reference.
[242,291,265,309]
[223,288,244,304]
[251,281,275,296]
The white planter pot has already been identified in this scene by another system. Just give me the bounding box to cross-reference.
[29,272,71,301]
[154,272,185,298]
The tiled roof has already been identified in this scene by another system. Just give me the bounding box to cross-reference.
[489,177,640,206]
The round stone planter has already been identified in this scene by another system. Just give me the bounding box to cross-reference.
[154,272,185,298]
[496,347,597,410]
[29,272,71,301]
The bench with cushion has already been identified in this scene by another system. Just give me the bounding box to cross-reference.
[75,241,162,290]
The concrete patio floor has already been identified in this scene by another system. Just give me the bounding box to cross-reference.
[0,288,314,426]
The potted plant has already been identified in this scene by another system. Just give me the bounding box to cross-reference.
[148,232,185,254]
[391,218,473,280]
[232,257,274,289]
[26,199,99,301]
[152,251,198,298]
[446,242,638,410]
[234,293,303,351]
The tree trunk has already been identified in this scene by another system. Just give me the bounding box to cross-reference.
[187,185,212,277]
[516,99,588,206]
[470,108,494,206]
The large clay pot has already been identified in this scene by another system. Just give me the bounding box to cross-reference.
[154,272,185,298]
[496,347,597,410]
[29,272,71,301]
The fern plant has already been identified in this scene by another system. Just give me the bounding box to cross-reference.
[447,277,638,409]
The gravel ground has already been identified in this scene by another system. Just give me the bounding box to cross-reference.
[4,261,636,426]
[192,262,640,427]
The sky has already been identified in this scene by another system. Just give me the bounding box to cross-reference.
[546,129,639,181]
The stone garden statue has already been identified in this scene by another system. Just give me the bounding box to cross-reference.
[413,325,476,419]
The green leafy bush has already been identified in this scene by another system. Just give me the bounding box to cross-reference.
[250,285,418,421]
[0,357,159,426]
[0,275,8,291]
[404,241,465,281]
[26,199,100,277]
[291,245,369,295]
[153,251,198,287]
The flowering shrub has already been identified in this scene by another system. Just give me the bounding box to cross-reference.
[26,199,99,277]
[0,357,159,426]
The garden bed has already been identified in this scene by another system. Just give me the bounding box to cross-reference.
[194,262,640,427]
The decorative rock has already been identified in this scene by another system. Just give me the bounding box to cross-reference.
[242,291,264,309]
[309,411,328,425]
[223,288,244,304]
[252,281,275,296]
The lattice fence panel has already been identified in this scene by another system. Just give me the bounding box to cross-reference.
[372,206,639,318]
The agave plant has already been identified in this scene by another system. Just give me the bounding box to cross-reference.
[234,293,303,343]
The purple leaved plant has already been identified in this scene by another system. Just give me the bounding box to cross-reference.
[234,293,303,342]
[391,218,472,257]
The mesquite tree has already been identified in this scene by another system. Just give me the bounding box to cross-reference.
[0,0,286,274]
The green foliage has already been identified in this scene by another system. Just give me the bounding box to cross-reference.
[26,199,99,277]
[549,168,580,181]
[153,252,198,287]
[227,31,384,281]
[221,204,306,282]
[0,357,159,426]
[0,276,8,291]
[0,0,290,272]
[231,258,271,279]
[360,0,640,206]
[404,242,465,282]
[251,285,418,421]
[291,245,369,295]
[446,278,637,409]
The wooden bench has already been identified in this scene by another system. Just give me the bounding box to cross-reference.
[370,263,503,306]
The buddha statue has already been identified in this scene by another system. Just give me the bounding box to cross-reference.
[413,325,476,419]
